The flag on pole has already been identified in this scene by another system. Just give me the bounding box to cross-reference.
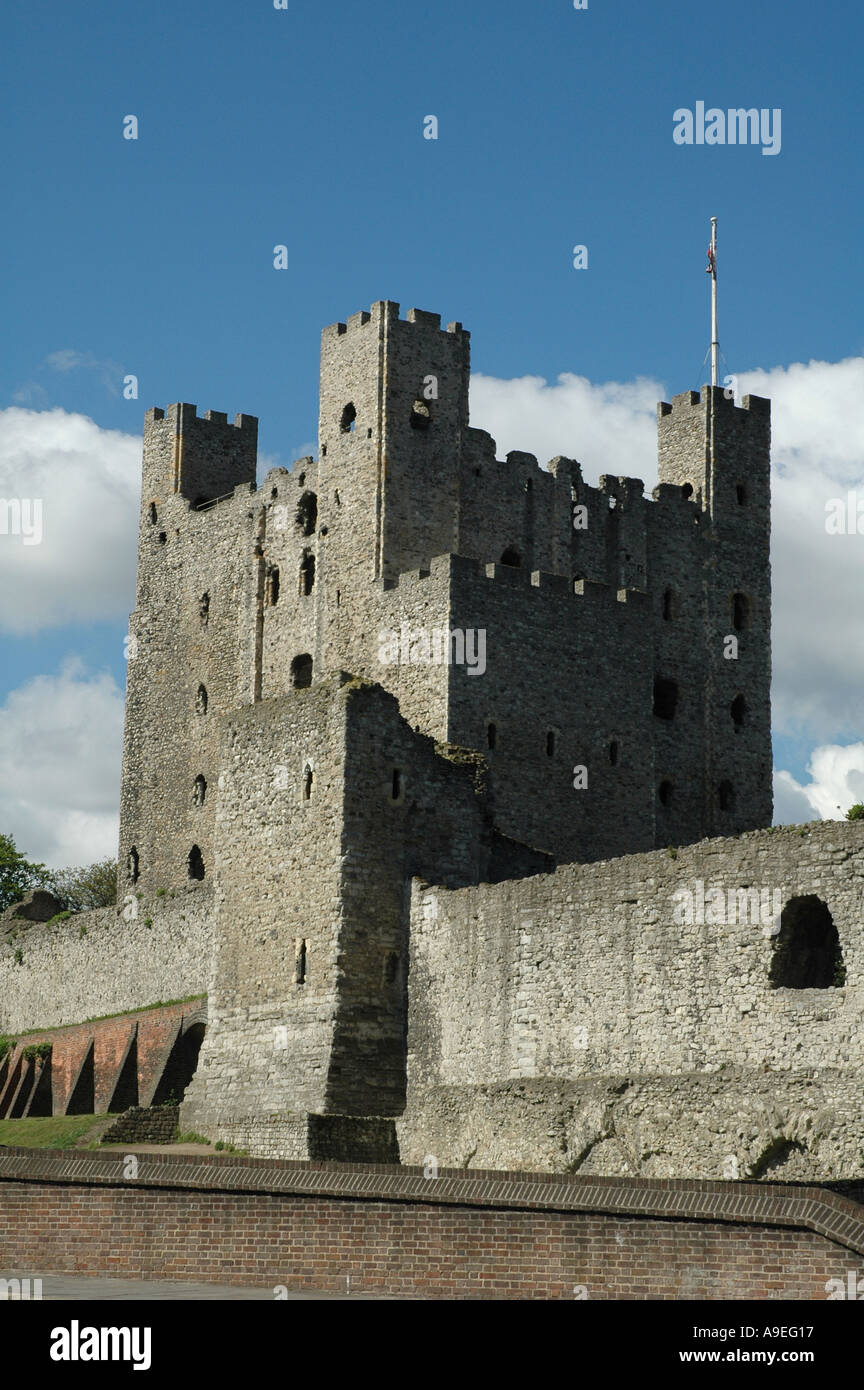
[705,245,716,275]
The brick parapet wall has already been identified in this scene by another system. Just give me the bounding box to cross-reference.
[0,1153,862,1298]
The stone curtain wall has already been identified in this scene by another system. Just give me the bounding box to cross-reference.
[0,890,213,1036]
[0,1151,862,1300]
[401,822,864,1177]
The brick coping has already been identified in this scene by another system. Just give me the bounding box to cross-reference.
[1,1147,864,1254]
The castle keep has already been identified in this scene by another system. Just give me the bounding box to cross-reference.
[123,299,772,885]
[3,302,863,1183]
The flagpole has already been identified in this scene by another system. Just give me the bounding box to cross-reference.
[709,216,718,387]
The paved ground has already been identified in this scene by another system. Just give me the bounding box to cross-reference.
[0,1273,394,1300]
[97,1142,217,1156]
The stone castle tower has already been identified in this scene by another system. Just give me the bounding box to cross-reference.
[117,301,773,1154]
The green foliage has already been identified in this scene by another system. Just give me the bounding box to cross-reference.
[214,1140,248,1154]
[175,1131,212,1146]
[13,948,23,966]
[46,910,73,924]
[0,833,51,914]
[846,804,864,822]
[0,1034,16,1062]
[46,858,117,913]
[666,846,678,859]
[22,1042,51,1062]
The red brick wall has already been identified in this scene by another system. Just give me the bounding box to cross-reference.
[0,1000,204,1117]
[0,1168,859,1299]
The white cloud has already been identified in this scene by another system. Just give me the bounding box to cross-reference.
[735,358,864,743]
[470,372,660,483]
[773,770,818,825]
[44,349,125,395]
[0,407,140,634]
[0,660,124,868]
[773,744,864,825]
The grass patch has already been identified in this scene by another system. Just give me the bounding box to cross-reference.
[0,1114,108,1150]
[175,1131,212,1146]
[16,994,206,1038]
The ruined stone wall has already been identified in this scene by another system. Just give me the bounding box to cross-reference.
[400,822,864,1177]
[180,679,351,1131]
[181,674,496,1147]
[0,890,213,1035]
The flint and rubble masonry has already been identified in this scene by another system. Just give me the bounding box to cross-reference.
[399,821,864,1177]
[0,890,213,1035]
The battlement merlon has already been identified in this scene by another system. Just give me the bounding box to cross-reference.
[656,386,770,420]
[320,300,470,344]
[142,403,258,510]
[656,385,771,508]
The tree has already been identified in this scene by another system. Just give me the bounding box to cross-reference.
[0,833,51,914]
[47,858,117,912]
[846,804,864,822]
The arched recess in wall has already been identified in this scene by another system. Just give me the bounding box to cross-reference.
[717,780,735,812]
[195,684,208,715]
[107,1033,139,1112]
[296,491,317,536]
[500,547,521,567]
[769,896,845,989]
[291,653,313,689]
[127,847,140,884]
[653,677,678,721]
[340,403,356,433]
[192,775,207,807]
[151,1023,206,1106]
[188,845,205,880]
[66,1043,95,1115]
[732,592,750,631]
[299,551,316,596]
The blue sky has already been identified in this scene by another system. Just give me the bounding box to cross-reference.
[2,0,863,862]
